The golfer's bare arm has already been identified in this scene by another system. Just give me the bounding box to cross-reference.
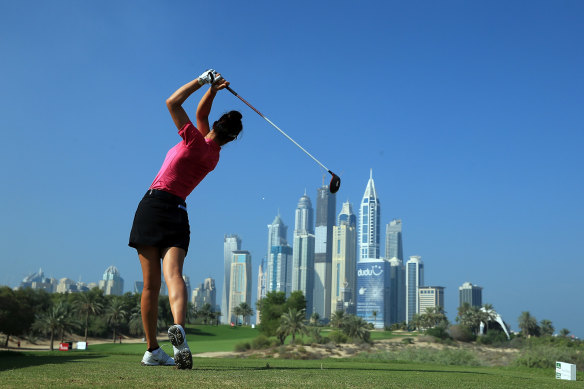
[196,76,230,136]
[166,78,204,133]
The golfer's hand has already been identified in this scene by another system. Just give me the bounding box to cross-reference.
[198,69,216,85]
[211,73,229,91]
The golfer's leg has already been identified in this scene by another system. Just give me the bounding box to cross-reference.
[162,247,187,327]
[138,246,162,350]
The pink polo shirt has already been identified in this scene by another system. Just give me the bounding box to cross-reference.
[149,122,220,200]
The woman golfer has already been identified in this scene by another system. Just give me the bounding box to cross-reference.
[129,69,242,369]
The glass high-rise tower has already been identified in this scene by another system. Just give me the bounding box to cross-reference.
[388,257,405,324]
[267,213,288,257]
[266,213,292,295]
[314,184,336,319]
[221,234,241,324]
[385,219,403,261]
[291,191,315,317]
[406,256,424,324]
[359,170,381,261]
[459,282,483,307]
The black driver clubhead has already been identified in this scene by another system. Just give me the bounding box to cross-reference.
[329,172,341,194]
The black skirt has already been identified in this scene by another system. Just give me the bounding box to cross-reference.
[129,189,190,254]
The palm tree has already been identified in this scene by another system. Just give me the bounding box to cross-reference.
[232,306,244,325]
[128,302,144,337]
[32,302,69,351]
[310,312,320,326]
[518,311,539,338]
[372,311,378,327]
[481,304,497,334]
[457,302,472,320]
[277,308,307,344]
[57,303,80,342]
[330,310,346,329]
[238,302,254,326]
[343,315,370,342]
[409,313,421,331]
[105,297,128,343]
[198,303,213,325]
[73,292,104,343]
[559,328,570,337]
[540,319,554,337]
[212,310,222,326]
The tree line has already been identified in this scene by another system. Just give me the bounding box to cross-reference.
[0,286,255,351]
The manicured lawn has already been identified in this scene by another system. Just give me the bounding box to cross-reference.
[90,324,260,354]
[1,351,581,388]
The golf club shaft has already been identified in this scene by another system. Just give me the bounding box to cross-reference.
[226,86,331,174]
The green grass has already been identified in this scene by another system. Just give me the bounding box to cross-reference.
[90,324,260,355]
[1,351,582,388]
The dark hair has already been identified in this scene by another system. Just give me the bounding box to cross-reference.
[213,110,243,144]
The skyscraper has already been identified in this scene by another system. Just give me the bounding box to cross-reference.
[291,192,315,317]
[256,258,266,324]
[388,257,406,324]
[359,170,381,261]
[267,245,293,296]
[313,184,336,319]
[331,201,357,315]
[99,265,124,295]
[227,250,252,325]
[406,256,424,324]
[192,278,216,310]
[221,234,241,324]
[418,286,445,314]
[267,213,288,257]
[385,219,403,261]
[356,258,390,328]
[459,282,483,307]
[183,275,191,303]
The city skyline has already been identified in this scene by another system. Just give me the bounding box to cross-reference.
[10,168,581,335]
[14,170,520,334]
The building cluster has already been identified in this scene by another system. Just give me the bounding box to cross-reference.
[18,170,486,328]
[18,266,124,295]
[222,170,484,328]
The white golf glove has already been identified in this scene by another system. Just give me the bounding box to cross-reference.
[198,69,216,85]
[211,71,224,85]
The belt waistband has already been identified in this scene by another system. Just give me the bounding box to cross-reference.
[144,189,186,206]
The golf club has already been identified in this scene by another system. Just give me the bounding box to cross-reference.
[225,85,341,194]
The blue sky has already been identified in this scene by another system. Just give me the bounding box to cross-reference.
[1,1,582,336]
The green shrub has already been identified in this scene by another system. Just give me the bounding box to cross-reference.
[330,331,348,344]
[401,337,414,345]
[425,326,451,340]
[251,335,271,350]
[359,348,483,367]
[514,344,584,371]
[319,336,331,345]
[449,325,475,342]
[476,330,509,346]
[234,341,251,352]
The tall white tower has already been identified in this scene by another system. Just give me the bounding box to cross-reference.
[359,169,381,261]
[291,191,315,317]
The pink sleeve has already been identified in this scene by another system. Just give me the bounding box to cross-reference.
[178,122,203,148]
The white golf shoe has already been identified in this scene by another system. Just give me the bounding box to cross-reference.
[168,324,192,370]
[141,347,175,366]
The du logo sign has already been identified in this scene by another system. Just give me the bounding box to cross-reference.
[357,265,383,277]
